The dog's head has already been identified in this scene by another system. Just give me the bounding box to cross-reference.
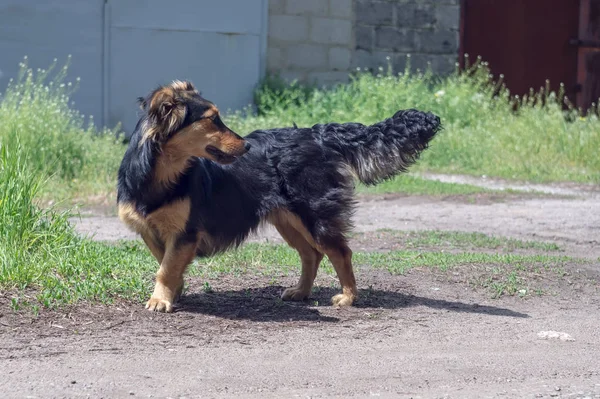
[138,80,249,164]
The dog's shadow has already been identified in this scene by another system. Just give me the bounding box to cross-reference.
[177,285,529,322]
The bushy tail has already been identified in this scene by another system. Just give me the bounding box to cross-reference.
[318,109,441,185]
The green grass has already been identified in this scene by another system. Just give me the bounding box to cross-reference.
[363,229,561,252]
[191,242,570,278]
[227,56,600,183]
[189,243,575,298]
[0,57,125,203]
[357,174,491,195]
[0,141,155,312]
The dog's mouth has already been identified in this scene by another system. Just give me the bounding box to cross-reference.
[205,145,242,164]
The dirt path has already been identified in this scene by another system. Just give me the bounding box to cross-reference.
[2,272,599,398]
[3,175,600,398]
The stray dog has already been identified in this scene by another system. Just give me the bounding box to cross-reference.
[117,80,441,312]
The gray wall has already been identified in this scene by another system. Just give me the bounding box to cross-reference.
[355,0,459,74]
[267,0,460,83]
[0,1,105,125]
[0,0,268,135]
[268,0,354,85]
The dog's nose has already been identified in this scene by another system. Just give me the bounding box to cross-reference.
[244,142,251,151]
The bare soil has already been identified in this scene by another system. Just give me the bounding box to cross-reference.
[2,176,600,398]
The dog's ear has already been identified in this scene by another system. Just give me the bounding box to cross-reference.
[145,87,187,142]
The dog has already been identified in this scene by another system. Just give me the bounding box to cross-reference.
[117,80,441,312]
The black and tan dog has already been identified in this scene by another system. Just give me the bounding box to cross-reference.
[117,80,441,312]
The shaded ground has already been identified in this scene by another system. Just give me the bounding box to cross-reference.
[3,175,600,397]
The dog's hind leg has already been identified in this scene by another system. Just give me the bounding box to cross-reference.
[322,244,357,307]
[273,220,323,301]
[146,239,196,313]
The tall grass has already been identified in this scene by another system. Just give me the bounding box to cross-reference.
[228,57,600,183]
[0,140,155,310]
[0,57,125,202]
[0,60,153,309]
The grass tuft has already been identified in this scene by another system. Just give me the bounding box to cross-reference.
[357,174,491,195]
[0,58,125,202]
[0,142,154,309]
[364,230,561,252]
[189,242,578,299]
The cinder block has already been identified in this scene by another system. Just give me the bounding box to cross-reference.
[330,0,352,19]
[267,46,284,71]
[310,17,352,45]
[269,15,309,42]
[417,29,459,53]
[351,49,373,69]
[329,47,351,70]
[376,27,417,52]
[356,25,374,50]
[396,3,436,29]
[436,5,460,30]
[430,54,458,74]
[286,0,328,16]
[286,43,328,69]
[355,0,393,26]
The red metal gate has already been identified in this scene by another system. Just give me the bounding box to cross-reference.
[460,0,580,105]
[575,0,600,110]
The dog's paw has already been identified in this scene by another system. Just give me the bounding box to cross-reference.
[145,297,174,313]
[332,293,354,307]
[281,286,310,301]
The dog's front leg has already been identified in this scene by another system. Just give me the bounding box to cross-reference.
[146,239,196,313]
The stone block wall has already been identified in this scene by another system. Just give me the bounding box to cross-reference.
[354,0,460,75]
[267,0,460,84]
[268,0,354,85]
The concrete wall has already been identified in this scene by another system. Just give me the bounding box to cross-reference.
[0,0,268,134]
[268,0,354,85]
[267,0,461,83]
[0,0,105,125]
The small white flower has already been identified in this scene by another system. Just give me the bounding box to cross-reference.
[434,90,445,98]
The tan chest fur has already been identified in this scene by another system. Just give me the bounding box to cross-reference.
[118,198,191,243]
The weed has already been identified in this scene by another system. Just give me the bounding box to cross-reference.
[0,58,125,203]
[203,281,214,294]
